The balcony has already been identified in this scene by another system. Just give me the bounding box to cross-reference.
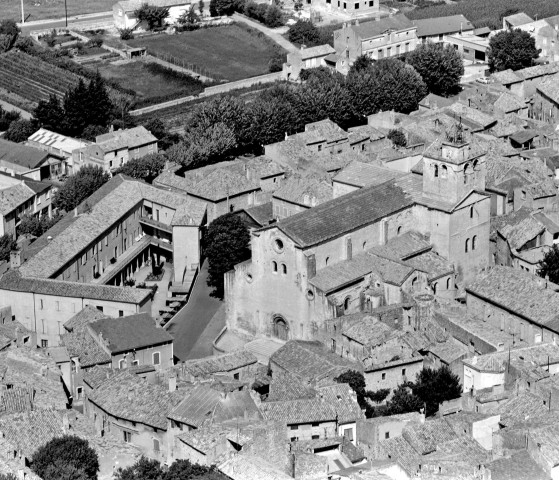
[140,215,173,234]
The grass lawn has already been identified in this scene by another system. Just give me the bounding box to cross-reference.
[126,24,284,82]
[2,0,115,22]
[96,61,198,100]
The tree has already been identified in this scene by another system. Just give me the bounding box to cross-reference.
[206,213,251,298]
[30,435,99,480]
[0,234,16,262]
[4,119,38,143]
[387,128,407,147]
[209,0,238,16]
[82,124,108,141]
[407,42,464,97]
[113,153,167,183]
[85,72,113,130]
[34,95,66,133]
[335,370,390,417]
[143,118,181,150]
[287,20,321,45]
[18,213,61,238]
[347,59,428,117]
[53,165,110,213]
[348,54,374,75]
[488,29,540,72]
[114,457,163,480]
[134,3,169,29]
[0,105,20,131]
[412,365,462,416]
[538,244,559,284]
[0,19,20,53]
[384,382,423,416]
[163,459,226,480]
[264,5,283,27]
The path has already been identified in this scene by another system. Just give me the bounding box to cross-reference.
[0,99,32,119]
[232,13,299,54]
[19,11,114,34]
[165,261,223,361]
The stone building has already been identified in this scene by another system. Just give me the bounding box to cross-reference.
[222,141,490,344]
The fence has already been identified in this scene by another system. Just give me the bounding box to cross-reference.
[203,71,282,95]
[147,50,223,81]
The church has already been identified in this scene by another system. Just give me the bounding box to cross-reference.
[223,141,491,343]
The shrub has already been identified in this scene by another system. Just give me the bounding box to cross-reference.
[388,128,407,147]
[119,28,134,40]
[88,35,103,48]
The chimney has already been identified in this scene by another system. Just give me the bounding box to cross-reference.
[47,236,52,242]
[74,207,78,217]
[168,376,177,392]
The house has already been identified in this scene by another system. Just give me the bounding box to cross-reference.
[502,12,534,29]
[0,138,65,181]
[414,15,474,43]
[532,73,559,124]
[27,128,88,174]
[85,369,183,462]
[153,156,284,223]
[334,16,418,65]
[179,349,258,382]
[311,0,380,18]
[283,44,336,81]
[72,126,158,173]
[492,62,559,100]
[0,171,53,237]
[113,0,192,30]
[512,16,559,64]
[467,266,559,346]
[86,313,174,370]
[332,161,406,198]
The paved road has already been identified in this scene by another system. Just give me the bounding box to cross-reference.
[166,261,223,361]
[232,13,299,54]
[19,12,114,34]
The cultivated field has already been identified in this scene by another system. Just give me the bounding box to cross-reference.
[1,0,115,22]
[405,0,559,28]
[96,61,205,107]
[0,49,80,105]
[126,24,284,81]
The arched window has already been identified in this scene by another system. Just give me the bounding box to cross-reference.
[397,226,402,235]
[472,235,477,250]
[363,241,367,250]
[325,257,330,266]
[433,282,438,294]
[272,261,278,273]
[473,159,478,170]
[441,165,448,178]
[470,206,474,219]
[465,238,470,253]
[344,297,350,312]
[281,263,287,275]
[447,277,451,290]
[464,164,470,184]
[434,164,439,177]
[272,315,288,341]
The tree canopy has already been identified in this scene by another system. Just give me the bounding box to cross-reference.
[0,105,20,131]
[0,234,16,262]
[335,370,389,417]
[30,435,99,480]
[387,129,407,147]
[348,54,374,75]
[114,456,227,480]
[113,153,167,183]
[206,213,251,298]
[413,365,462,416]
[0,19,20,53]
[287,20,322,45]
[52,165,110,213]
[538,244,559,284]
[134,3,169,29]
[18,213,61,238]
[4,119,39,143]
[488,29,540,72]
[407,42,464,97]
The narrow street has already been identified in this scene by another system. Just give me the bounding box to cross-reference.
[166,261,224,361]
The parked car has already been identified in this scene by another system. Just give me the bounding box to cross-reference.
[476,77,489,84]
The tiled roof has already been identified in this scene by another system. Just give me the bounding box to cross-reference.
[405,251,454,281]
[271,340,362,383]
[168,384,261,428]
[414,15,473,37]
[422,435,490,464]
[60,329,111,368]
[0,183,35,215]
[491,69,522,85]
[427,337,469,364]
[527,423,559,467]
[300,44,335,60]
[316,383,365,423]
[94,126,157,152]
[272,178,415,248]
[466,266,559,328]
[0,319,30,350]
[489,450,549,480]
[28,128,87,155]
[89,313,173,354]
[267,370,317,402]
[20,175,198,279]
[444,103,497,130]
[498,215,544,250]
[497,392,549,427]
[309,251,414,293]
[503,12,533,26]
[464,343,559,373]
[515,61,559,81]
[0,138,51,170]
[493,92,527,113]
[261,396,338,424]
[170,199,208,226]
[516,246,549,264]
[182,350,257,377]
[347,125,385,143]
[63,305,108,332]
[402,418,458,455]
[219,455,293,480]
[509,129,540,144]
[333,161,406,189]
[0,387,33,415]
[370,231,431,261]
[0,270,151,304]
[349,15,415,39]
[273,176,332,207]
[82,365,119,389]
[243,202,274,227]
[0,410,63,458]
[379,436,420,476]
[88,370,182,429]
[343,317,395,347]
